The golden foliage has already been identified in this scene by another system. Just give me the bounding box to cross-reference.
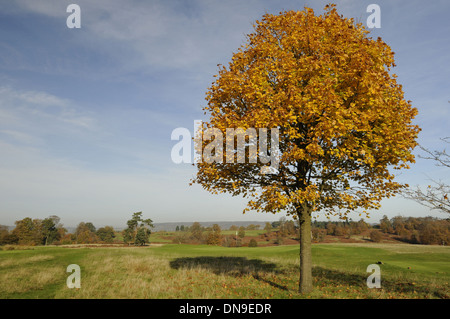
[192,5,420,219]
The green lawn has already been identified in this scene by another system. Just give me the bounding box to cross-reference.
[0,243,448,299]
[221,229,266,237]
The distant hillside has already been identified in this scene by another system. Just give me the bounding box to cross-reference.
[151,221,274,232]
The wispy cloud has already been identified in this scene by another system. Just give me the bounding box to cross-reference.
[0,129,42,145]
[0,86,96,131]
[10,0,275,73]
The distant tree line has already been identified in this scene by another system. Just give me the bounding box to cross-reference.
[0,212,154,246]
[172,218,298,247]
[379,215,450,245]
[2,214,448,246]
[311,218,371,242]
[310,216,450,245]
[174,223,262,232]
[0,215,64,246]
[0,216,118,246]
[173,222,219,245]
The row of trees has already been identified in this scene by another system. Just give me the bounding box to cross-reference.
[172,218,300,246]
[173,222,219,245]
[171,216,441,246]
[0,212,154,246]
[70,222,116,244]
[0,215,64,246]
[0,216,118,246]
[311,219,371,241]
[174,223,262,232]
[310,216,450,245]
[379,215,450,245]
[173,222,243,246]
[3,214,448,246]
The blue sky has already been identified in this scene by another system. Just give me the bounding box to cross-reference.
[0,0,449,228]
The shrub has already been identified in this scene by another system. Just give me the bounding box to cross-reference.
[312,228,327,242]
[273,236,284,245]
[370,230,383,243]
[248,239,258,247]
[222,235,241,247]
[206,232,222,246]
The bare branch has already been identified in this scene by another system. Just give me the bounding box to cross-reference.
[418,137,450,168]
[403,180,450,214]
[403,138,450,214]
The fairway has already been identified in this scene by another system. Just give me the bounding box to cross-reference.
[0,243,448,299]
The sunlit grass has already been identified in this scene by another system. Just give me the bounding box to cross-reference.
[0,243,448,299]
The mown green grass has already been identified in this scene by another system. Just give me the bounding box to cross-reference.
[148,232,175,243]
[221,229,265,237]
[0,243,448,299]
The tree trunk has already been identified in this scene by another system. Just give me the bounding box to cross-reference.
[298,207,313,293]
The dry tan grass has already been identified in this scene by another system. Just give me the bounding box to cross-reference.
[0,266,62,294]
[0,254,54,268]
[27,255,55,262]
[54,250,178,298]
[0,245,35,251]
[3,245,446,299]
[52,249,235,299]
[0,259,17,268]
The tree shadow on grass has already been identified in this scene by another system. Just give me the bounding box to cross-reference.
[170,256,278,275]
[169,256,288,290]
[313,266,368,287]
[313,266,448,298]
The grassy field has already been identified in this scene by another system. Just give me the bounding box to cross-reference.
[0,243,448,299]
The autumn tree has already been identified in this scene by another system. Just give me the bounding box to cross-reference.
[356,219,370,234]
[96,226,116,243]
[379,215,393,233]
[238,226,246,239]
[248,238,258,247]
[277,217,287,237]
[189,222,204,242]
[0,225,18,245]
[369,230,383,243]
[206,224,222,245]
[264,222,272,234]
[283,220,296,236]
[191,5,420,293]
[12,217,41,245]
[312,228,327,242]
[75,222,98,244]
